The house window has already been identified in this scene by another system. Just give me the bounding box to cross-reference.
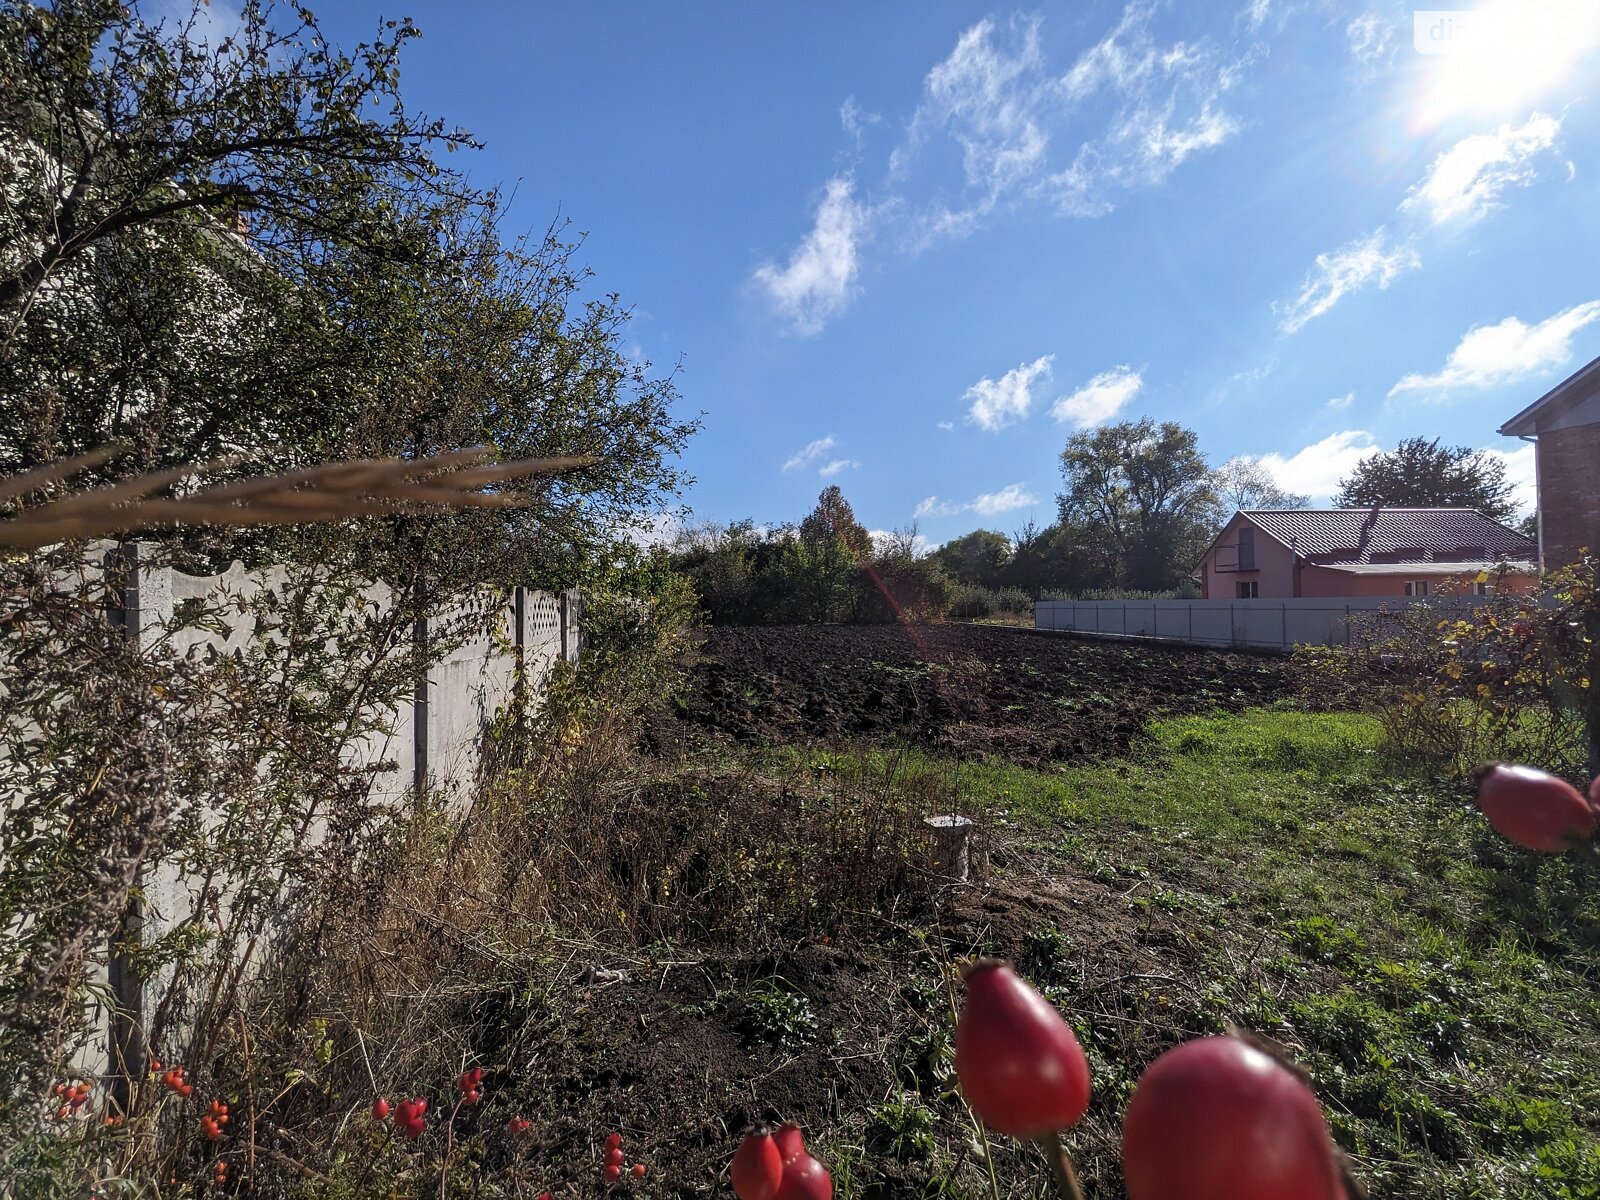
[1236,581,1259,599]
[1404,580,1430,598]
[1238,526,1255,570]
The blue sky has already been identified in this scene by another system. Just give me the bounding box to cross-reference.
[190,1,1600,542]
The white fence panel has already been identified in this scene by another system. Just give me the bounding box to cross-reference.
[1034,596,1492,652]
[78,546,583,1085]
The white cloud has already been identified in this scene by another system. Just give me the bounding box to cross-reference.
[965,354,1054,431]
[818,458,860,478]
[1048,6,1245,214]
[1481,443,1538,514]
[1326,391,1355,410]
[1258,431,1383,503]
[1403,113,1561,226]
[915,484,1039,519]
[753,176,866,334]
[1050,365,1143,428]
[782,436,836,472]
[914,495,962,519]
[972,483,1039,516]
[1389,300,1600,396]
[1278,228,1420,334]
[1243,0,1272,31]
[840,97,880,147]
[773,8,1254,316]
[1346,13,1396,65]
[912,16,1049,201]
[936,420,956,432]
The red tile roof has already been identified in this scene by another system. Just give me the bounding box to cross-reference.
[1241,508,1535,568]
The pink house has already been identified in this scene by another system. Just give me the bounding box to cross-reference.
[1197,508,1538,600]
[1499,351,1600,570]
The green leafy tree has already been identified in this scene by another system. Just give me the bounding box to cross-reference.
[1334,437,1517,523]
[1057,419,1221,591]
[932,529,1013,587]
[0,0,697,589]
[786,486,870,622]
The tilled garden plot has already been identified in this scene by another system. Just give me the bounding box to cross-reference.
[676,624,1297,764]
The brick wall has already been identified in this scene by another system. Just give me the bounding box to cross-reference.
[1538,423,1600,568]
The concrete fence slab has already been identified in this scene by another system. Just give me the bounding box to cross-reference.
[1033,595,1494,652]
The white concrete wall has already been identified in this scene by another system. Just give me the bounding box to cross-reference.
[98,547,579,1075]
[1034,596,1493,652]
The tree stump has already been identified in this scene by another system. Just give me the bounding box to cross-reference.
[924,814,974,883]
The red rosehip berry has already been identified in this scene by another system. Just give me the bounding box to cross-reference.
[1478,763,1597,852]
[772,1122,804,1163]
[606,1146,625,1166]
[772,1150,832,1200]
[1122,1036,1345,1200]
[372,1097,390,1121]
[631,1163,646,1178]
[731,1129,785,1200]
[954,959,1091,1138]
[395,1097,427,1139]
[604,1164,622,1183]
[605,1131,622,1151]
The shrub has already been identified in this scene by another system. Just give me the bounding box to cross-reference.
[1294,560,1600,779]
[947,584,1032,621]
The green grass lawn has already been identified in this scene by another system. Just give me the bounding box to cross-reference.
[789,709,1600,1198]
[946,709,1600,1198]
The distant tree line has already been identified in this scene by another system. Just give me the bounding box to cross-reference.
[673,422,1526,624]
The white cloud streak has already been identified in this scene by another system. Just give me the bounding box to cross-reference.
[782,436,836,472]
[759,8,1255,327]
[1389,300,1600,396]
[1258,431,1382,503]
[1345,12,1397,66]
[915,484,1039,520]
[1278,228,1420,334]
[1480,443,1538,514]
[1402,112,1562,226]
[1050,365,1143,428]
[753,176,866,334]
[818,458,860,478]
[972,483,1039,515]
[965,354,1054,431]
[911,16,1049,203]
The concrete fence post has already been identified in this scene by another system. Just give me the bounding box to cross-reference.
[102,542,174,1109]
[413,583,429,801]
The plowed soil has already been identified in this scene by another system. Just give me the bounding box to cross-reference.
[676,623,1296,764]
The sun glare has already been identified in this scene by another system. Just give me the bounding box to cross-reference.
[1411,0,1600,129]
